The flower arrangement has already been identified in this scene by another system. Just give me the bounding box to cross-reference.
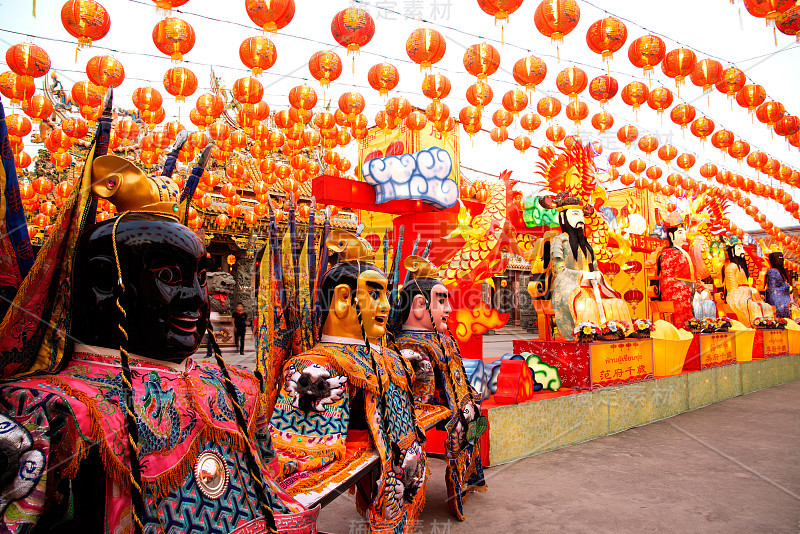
[715,317,732,332]
[630,318,654,338]
[753,317,787,330]
[573,322,601,342]
[686,316,720,333]
[599,320,629,341]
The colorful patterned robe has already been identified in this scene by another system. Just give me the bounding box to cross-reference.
[394,330,486,521]
[657,247,695,329]
[0,347,316,534]
[550,233,631,340]
[766,268,798,319]
[725,263,774,327]
[269,342,430,534]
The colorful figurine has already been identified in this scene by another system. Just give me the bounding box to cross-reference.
[0,151,317,533]
[761,240,800,319]
[393,255,487,521]
[722,236,774,327]
[269,231,430,533]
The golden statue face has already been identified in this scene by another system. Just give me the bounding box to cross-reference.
[355,270,390,339]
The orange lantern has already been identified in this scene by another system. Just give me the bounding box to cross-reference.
[152,17,195,62]
[463,43,501,80]
[50,151,73,171]
[728,140,750,161]
[617,125,638,146]
[421,73,451,102]
[245,0,294,32]
[776,5,800,39]
[239,36,277,77]
[502,89,528,115]
[620,81,649,111]
[638,135,659,155]
[756,101,785,128]
[62,116,89,140]
[434,117,456,133]
[585,16,627,61]
[690,117,715,141]
[189,108,208,129]
[140,108,165,128]
[116,117,140,140]
[331,8,375,54]
[86,55,124,88]
[670,103,696,129]
[591,111,614,132]
[6,43,50,85]
[647,86,673,114]
[555,66,587,103]
[163,66,197,102]
[657,144,678,165]
[565,100,588,125]
[477,0,524,22]
[699,163,718,179]
[6,114,32,138]
[308,50,343,88]
[537,96,562,120]
[466,81,494,110]
[459,106,482,127]
[0,72,35,105]
[208,120,231,143]
[215,213,230,228]
[132,87,163,112]
[661,48,696,87]
[232,77,264,107]
[520,112,542,132]
[405,28,446,70]
[646,166,663,181]
[775,115,800,137]
[513,135,532,153]
[676,153,696,171]
[386,97,412,121]
[49,129,72,153]
[513,56,547,91]
[289,84,317,110]
[690,59,723,93]
[492,109,513,128]
[71,80,103,107]
[589,75,618,104]
[716,67,746,98]
[743,0,794,23]
[608,152,625,168]
[338,91,366,119]
[368,63,400,96]
[629,159,646,175]
[546,125,566,144]
[32,177,53,195]
[735,84,767,113]
[627,34,666,75]
[14,152,32,171]
[196,93,224,118]
[61,0,111,49]
[534,0,581,43]
[710,130,734,152]
[490,127,508,144]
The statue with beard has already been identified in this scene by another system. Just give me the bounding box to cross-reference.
[762,241,799,319]
[722,236,774,327]
[546,193,632,341]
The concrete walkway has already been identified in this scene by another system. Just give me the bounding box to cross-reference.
[318,380,800,534]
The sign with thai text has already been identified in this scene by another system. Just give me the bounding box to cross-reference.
[699,332,736,368]
[763,329,789,357]
[590,339,654,388]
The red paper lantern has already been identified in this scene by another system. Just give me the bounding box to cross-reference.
[537,96,562,120]
[331,8,375,54]
[629,158,646,175]
[617,125,638,146]
[152,17,195,62]
[22,95,54,122]
[638,134,659,155]
[627,34,666,74]
[534,0,581,43]
[71,80,103,107]
[700,163,718,179]
[646,166,663,181]
[477,0,524,22]
[711,130,735,151]
[670,103,696,129]
[492,109,513,128]
[405,28,446,70]
[585,16,627,60]
[676,153,696,171]
[232,77,264,107]
[62,116,89,140]
[743,0,793,21]
[61,0,111,48]
[756,101,786,127]
[163,66,197,102]
[50,151,72,171]
[308,50,342,88]
[339,91,366,118]
[513,135,532,152]
[245,0,294,32]
[421,73,451,102]
[646,86,673,114]
[690,59,723,93]
[716,67,746,98]
[776,5,800,39]
[502,89,528,115]
[6,43,50,85]
[775,115,800,137]
[490,126,508,144]
[620,81,649,111]
[546,125,566,144]
[661,48,697,86]
[520,112,542,132]
[6,114,32,138]
[0,72,35,105]
[728,140,750,161]
[735,84,767,112]
[289,84,317,111]
[132,87,163,112]
[566,100,588,125]
[591,111,614,132]
[239,36,277,77]
[466,81,494,109]
[195,93,224,118]
[86,55,124,88]
[15,152,32,170]
[555,66,587,102]
[368,63,400,96]
[513,56,547,90]
[463,43,501,80]
[690,117,715,141]
[657,144,678,164]
[589,75,618,104]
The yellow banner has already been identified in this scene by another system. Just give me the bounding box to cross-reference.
[763,330,789,357]
[590,339,654,387]
[699,333,736,368]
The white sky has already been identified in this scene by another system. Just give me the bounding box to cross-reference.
[2,0,799,232]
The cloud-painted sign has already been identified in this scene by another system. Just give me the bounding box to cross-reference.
[361,147,457,209]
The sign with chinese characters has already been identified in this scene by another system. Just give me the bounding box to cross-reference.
[699,332,736,369]
[762,329,789,357]
[590,339,654,388]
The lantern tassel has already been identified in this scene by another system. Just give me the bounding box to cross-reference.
[32,0,35,16]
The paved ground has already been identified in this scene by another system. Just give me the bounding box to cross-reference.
[318,380,800,534]
[216,334,800,533]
